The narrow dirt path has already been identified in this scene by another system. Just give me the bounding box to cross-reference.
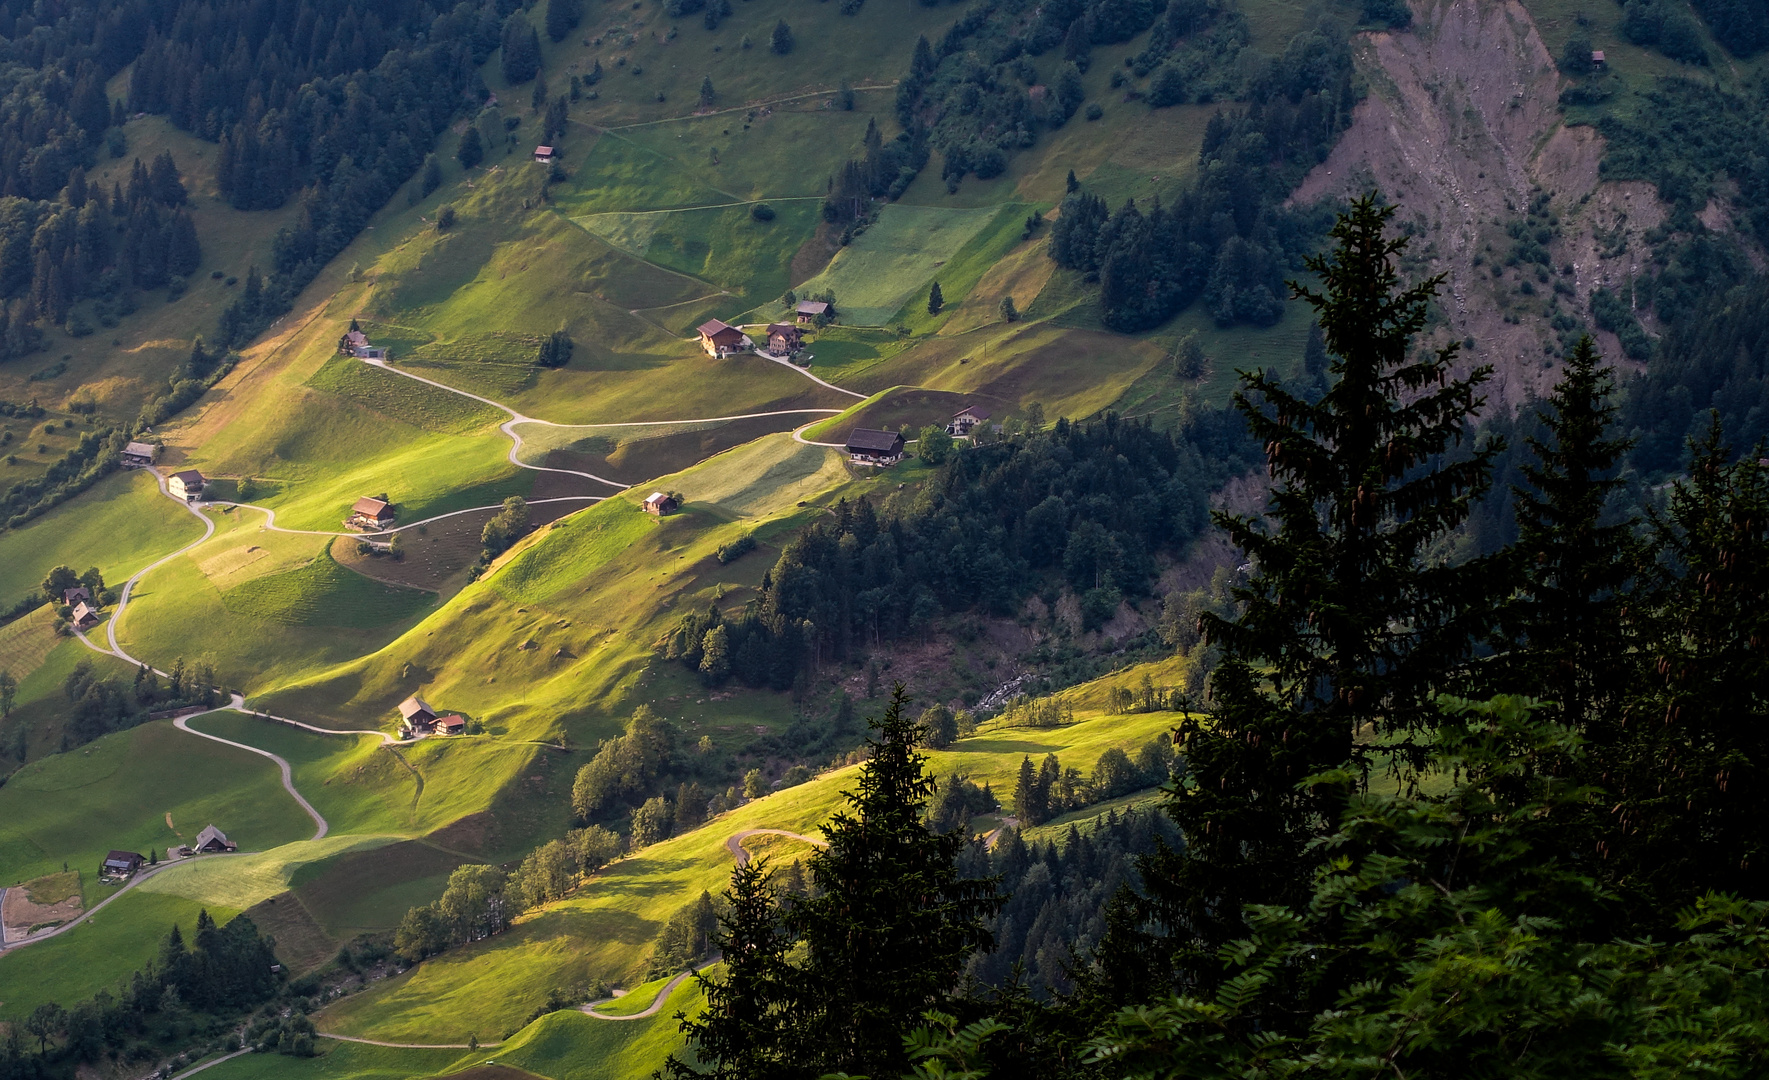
[571,829,825,1021]
[174,707,329,839]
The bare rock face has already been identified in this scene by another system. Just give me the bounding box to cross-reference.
[1290,0,1673,407]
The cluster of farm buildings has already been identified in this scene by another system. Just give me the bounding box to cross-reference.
[99,825,237,882]
[397,696,466,738]
[695,300,830,360]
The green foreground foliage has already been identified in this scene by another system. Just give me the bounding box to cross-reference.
[663,199,1769,1079]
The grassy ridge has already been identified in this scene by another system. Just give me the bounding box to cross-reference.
[0,719,312,891]
[316,693,1180,1042]
[786,205,1007,327]
[305,355,505,436]
[0,469,203,608]
[221,544,436,629]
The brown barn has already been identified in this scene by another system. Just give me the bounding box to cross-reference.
[349,496,397,529]
[194,825,237,853]
[949,405,992,435]
[765,323,802,356]
[845,428,906,465]
[795,300,832,324]
[169,469,206,501]
[436,715,467,735]
[102,850,145,877]
[399,696,438,734]
[642,491,679,515]
[71,602,100,630]
[697,319,749,358]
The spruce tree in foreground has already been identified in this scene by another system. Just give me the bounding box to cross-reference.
[1499,335,1640,763]
[1623,418,1769,906]
[789,685,999,1075]
[669,686,999,1078]
[927,280,943,315]
[1126,193,1504,995]
[666,858,795,1080]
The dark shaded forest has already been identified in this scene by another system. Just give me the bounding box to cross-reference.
[661,411,1257,692]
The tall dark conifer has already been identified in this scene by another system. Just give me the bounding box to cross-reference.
[785,685,999,1075]
[1500,335,1639,747]
[666,859,796,1080]
[1128,194,1502,994]
[1619,418,1769,905]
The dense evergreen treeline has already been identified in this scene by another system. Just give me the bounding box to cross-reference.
[1046,33,1355,331]
[661,199,1769,1078]
[1624,272,1769,472]
[959,808,1179,997]
[0,0,508,359]
[662,412,1254,691]
[0,910,283,1079]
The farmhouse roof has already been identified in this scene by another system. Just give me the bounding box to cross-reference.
[72,601,97,622]
[399,696,436,720]
[105,850,144,867]
[1592,49,1606,62]
[124,441,158,460]
[534,145,555,157]
[846,428,904,453]
[194,824,232,849]
[345,330,369,347]
[796,300,830,316]
[767,322,798,336]
[352,496,392,518]
[437,715,466,732]
[953,405,991,421]
[698,319,732,336]
[63,586,91,606]
[171,469,205,486]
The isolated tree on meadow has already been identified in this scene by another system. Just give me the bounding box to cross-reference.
[41,565,79,602]
[700,75,716,108]
[926,281,943,315]
[456,127,483,171]
[770,19,794,54]
[545,0,581,42]
[998,295,1018,322]
[0,669,15,719]
[916,425,953,465]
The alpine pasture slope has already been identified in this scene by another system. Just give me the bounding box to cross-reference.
[9,0,1740,1074]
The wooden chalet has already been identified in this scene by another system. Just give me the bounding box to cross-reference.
[534,145,557,163]
[795,300,832,324]
[63,586,92,607]
[641,491,679,515]
[949,405,991,436]
[122,441,159,466]
[71,602,100,631]
[168,469,205,501]
[102,850,145,877]
[845,428,906,465]
[399,695,438,734]
[765,322,802,357]
[697,319,749,358]
[349,496,397,530]
[436,715,467,735]
[194,825,237,853]
[339,329,387,360]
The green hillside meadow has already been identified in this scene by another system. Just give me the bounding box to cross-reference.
[15,0,1761,1071]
